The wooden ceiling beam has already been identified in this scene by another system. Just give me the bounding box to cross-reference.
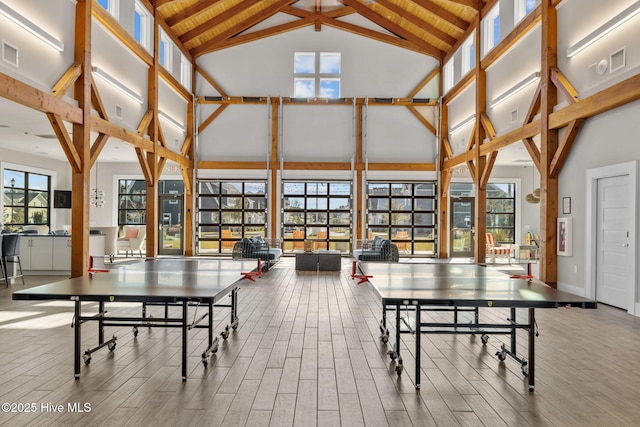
[52,62,82,98]
[406,105,437,135]
[321,17,437,56]
[192,0,297,57]
[180,0,263,45]
[374,0,457,47]
[204,18,314,53]
[165,0,223,28]
[47,113,81,173]
[198,104,228,134]
[196,65,228,98]
[0,72,83,123]
[92,4,153,66]
[89,133,110,167]
[550,67,579,104]
[408,68,439,98]
[412,0,470,32]
[549,119,583,178]
[549,73,640,129]
[91,116,154,151]
[442,0,483,11]
[522,137,542,172]
[341,0,444,59]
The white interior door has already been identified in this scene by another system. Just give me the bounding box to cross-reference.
[596,175,631,309]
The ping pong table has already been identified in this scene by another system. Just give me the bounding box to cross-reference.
[358,262,597,391]
[12,258,261,381]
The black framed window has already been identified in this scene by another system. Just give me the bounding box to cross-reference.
[450,182,516,245]
[118,180,147,227]
[487,183,515,243]
[366,182,437,256]
[282,181,351,253]
[196,181,267,254]
[3,169,50,232]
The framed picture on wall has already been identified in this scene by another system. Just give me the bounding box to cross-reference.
[557,217,572,256]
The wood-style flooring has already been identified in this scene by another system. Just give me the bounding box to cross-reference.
[1,258,640,426]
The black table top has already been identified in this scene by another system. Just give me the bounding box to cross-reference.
[359,262,597,309]
[12,258,259,303]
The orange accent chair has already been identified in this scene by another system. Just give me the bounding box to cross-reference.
[486,233,511,263]
[221,229,235,252]
[395,230,409,252]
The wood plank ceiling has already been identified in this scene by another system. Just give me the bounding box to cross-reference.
[156,0,485,60]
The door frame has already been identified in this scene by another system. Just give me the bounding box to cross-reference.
[158,193,184,256]
[450,196,475,257]
[585,160,637,315]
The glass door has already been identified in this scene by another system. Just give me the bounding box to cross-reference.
[159,194,183,255]
[450,197,474,257]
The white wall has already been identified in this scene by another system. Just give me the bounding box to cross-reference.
[196,24,439,166]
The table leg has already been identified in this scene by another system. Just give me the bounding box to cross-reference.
[415,301,421,390]
[182,301,188,382]
[528,308,535,392]
[74,297,81,379]
[98,301,104,345]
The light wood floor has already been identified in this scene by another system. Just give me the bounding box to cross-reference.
[1,258,640,426]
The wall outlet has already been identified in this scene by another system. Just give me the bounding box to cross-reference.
[573,265,577,273]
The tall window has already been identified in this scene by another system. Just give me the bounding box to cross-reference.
[118,180,146,226]
[515,0,538,24]
[133,0,150,51]
[98,0,118,18]
[159,31,172,72]
[294,52,341,98]
[443,59,454,93]
[487,183,515,243]
[3,169,50,232]
[461,33,475,76]
[197,181,267,255]
[180,54,191,89]
[366,182,437,256]
[482,4,500,56]
[282,181,351,253]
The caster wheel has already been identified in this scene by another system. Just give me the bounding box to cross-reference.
[395,364,403,376]
[83,354,91,365]
[108,342,116,352]
[388,350,397,360]
[132,327,138,337]
[381,334,389,343]
[481,334,489,345]
[221,329,229,340]
[522,365,529,377]
[202,360,208,368]
[231,319,239,330]
[496,350,506,361]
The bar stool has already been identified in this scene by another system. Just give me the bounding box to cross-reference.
[2,233,24,287]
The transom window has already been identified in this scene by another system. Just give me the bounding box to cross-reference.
[515,0,538,24]
[461,32,475,76]
[180,54,191,89]
[366,182,437,256]
[443,59,454,93]
[294,52,341,98]
[282,181,351,253]
[133,0,150,51]
[98,0,118,18]
[159,30,172,72]
[3,169,50,232]
[482,4,501,56]
[196,181,268,255]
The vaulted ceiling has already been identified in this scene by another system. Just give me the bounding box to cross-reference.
[156,0,485,60]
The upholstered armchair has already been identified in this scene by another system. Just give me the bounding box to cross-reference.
[117,225,146,257]
[93,226,119,262]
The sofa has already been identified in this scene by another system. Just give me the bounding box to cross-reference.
[232,237,282,268]
[353,236,399,262]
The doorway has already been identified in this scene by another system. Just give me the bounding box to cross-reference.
[158,194,183,256]
[586,161,637,314]
[450,197,474,257]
